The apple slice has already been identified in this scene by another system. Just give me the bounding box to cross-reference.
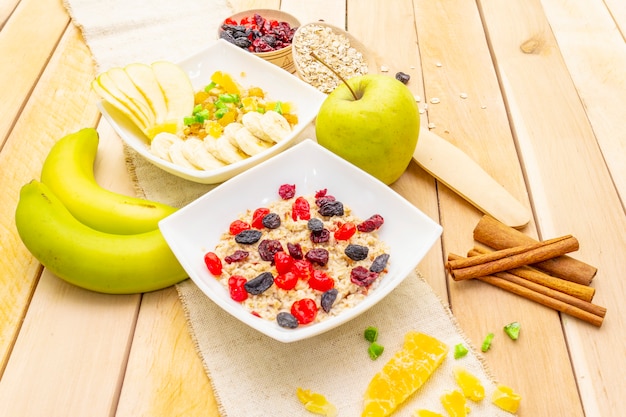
[124,63,169,125]
[100,67,156,127]
[92,76,150,133]
[151,61,194,122]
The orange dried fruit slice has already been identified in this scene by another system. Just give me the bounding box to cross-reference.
[362,331,449,417]
[492,384,521,413]
[441,390,470,417]
[296,388,338,417]
[452,365,485,402]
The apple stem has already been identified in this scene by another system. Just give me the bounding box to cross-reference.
[310,52,358,100]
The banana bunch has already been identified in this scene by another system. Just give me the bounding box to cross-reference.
[15,128,187,294]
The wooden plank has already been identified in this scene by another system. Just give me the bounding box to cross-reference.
[0,0,69,146]
[0,22,101,372]
[540,0,626,204]
[282,0,345,27]
[408,1,582,416]
[480,0,626,416]
[0,0,20,30]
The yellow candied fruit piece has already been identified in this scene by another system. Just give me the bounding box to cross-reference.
[283,113,298,126]
[492,384,521,414]
[241,96,260,112]
[145,121,179,141]
[194,90,211,105]
[362,332,448,417]
[441,390,470,417]
[210,70,241,95]
[414,410,445,417]
[453,366,485,402]
[217,109,238,127]
[205,120,223,138]
[296,388,338,417]
[247,86,265,97]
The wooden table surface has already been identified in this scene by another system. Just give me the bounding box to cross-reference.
[1,0,625,416]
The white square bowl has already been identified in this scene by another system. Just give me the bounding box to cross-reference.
[159,139,442,342]
[97,39,326,184]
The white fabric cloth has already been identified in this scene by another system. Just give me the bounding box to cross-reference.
[62,1,515,415]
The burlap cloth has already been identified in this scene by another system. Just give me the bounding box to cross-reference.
[63,1,515,415]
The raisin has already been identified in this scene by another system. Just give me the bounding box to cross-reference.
[350,266,379,287]
[310,228,330,243]
[345,244,369,261]
[258,239,283,261]
[244,271,274,295]
[305,248,329,266]
[224,250,249,264]
[370,253,390,273]
[278,183,296,199]
[307,218,324,232]
[235,229,262,244]
[357,214,384,232]
[315,195,335,207]
[320,288,338,313]
[318,200,344,216]
[287,242,304,259]
[395,71,411,84]
[276,311,299,329]
[262,212,281,229]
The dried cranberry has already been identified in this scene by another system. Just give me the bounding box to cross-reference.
[315,195,336,208]
[291,298,318,324]
[320,288,338,312]
[334,222,356,241]
[235,229,262,244]
[350,266,379,287]
[258,239,283,262]
[310,228,330,243]
[319,200,344,216]
[370,253,390,273]
[224,250,249,264]
[244,271,274,295]
[228,275,248,302]
[229,219,250,235]
[278,183,296,199]
[203,252,223,275]
[251,207,270,229]
[287,242,304,259]
[308,270,335,292]
[274,271,298,290]
[276,311,299,328]
[305,248,329,266]
[292,196,311,221]
[315,188,328,198]
[345,244,369,261]
[357,214,384,232]
[262,212,281,229]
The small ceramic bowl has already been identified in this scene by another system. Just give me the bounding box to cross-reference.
[217,9,300,73]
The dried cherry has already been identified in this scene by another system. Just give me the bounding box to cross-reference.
[291,298,318,325]
[258,239,283,262]
[204,251,223,275]
[305,248,329,266]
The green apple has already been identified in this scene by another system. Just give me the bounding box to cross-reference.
[315,74,419,184]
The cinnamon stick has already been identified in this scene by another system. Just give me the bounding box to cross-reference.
[473,215,597,285]
[448,254,605,327]
[446,235,579,281]
[469,247,595,302]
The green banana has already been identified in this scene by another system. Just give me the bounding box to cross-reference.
[15,180,188,294]
[40,127,177,235]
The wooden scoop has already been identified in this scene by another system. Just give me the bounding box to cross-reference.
[413,129,530,228]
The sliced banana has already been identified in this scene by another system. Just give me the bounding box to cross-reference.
[234,126,274,156]
[150,132,181,162]
[242,111,273,143]
[169,139,199,170]
[260,110,292,142]
[205,136,248,164]
[181,137,226,170]
[223,122,245,147]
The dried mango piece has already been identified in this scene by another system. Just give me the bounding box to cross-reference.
[414,410,445,417]
[492,384,521,413]
[441,390,470,417]
[362,331,448,417]
[210,70,241,95]
[453,366,485,401]
[296,387,338,417]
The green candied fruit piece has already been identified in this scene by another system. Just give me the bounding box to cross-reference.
[481,333,495,352]
[364,326,379,343]
[503,321,521,340]
[454,343,469,359]
[368,342,384,360]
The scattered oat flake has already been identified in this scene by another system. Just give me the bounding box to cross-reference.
[380,65,389,72]
[460,93,468,99]
[414,95,421,102]
[419,108,426,114]
[436,62,442,67]
[428,122,436,129]
[430,98,440,104]
[481,105,487,109]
